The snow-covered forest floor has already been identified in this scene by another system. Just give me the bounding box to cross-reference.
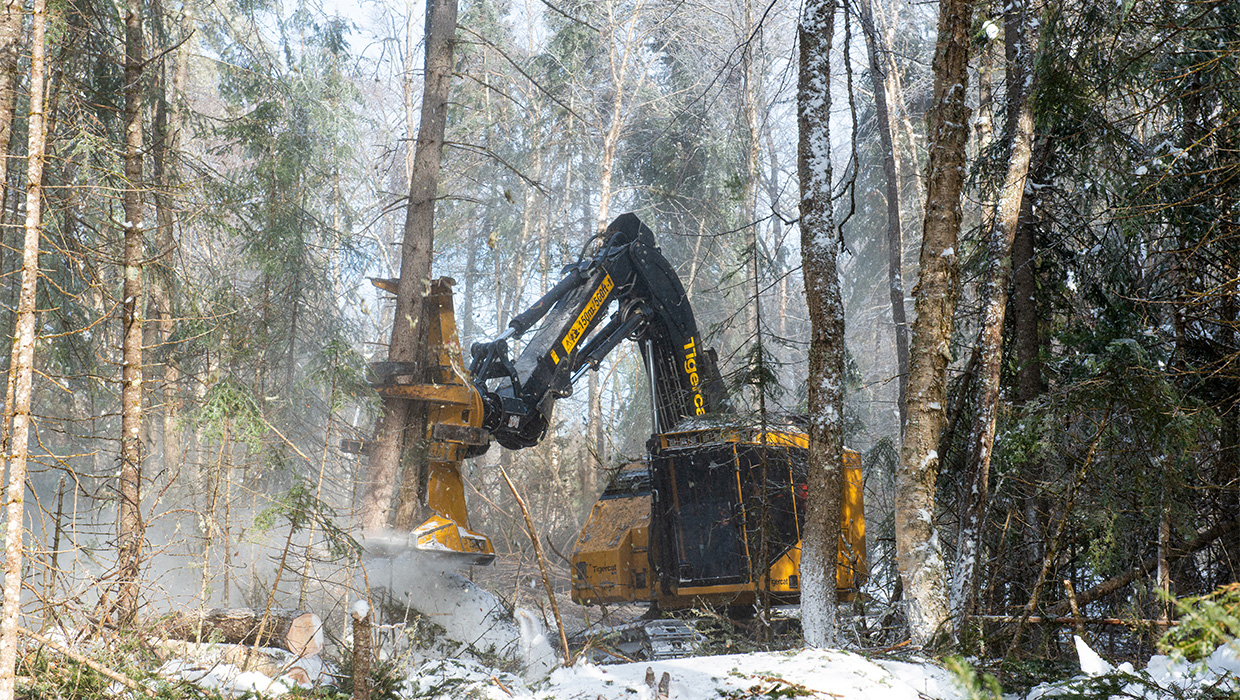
[142,628,1240,700]
[25,548,1239,700]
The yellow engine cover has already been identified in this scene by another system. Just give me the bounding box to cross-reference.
[570,464,652,605]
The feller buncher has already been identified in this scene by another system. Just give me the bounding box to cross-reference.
[365,213,866,616]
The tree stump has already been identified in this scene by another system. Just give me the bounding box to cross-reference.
[351,600,372,700]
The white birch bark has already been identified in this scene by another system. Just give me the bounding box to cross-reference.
[951,0,1038,634]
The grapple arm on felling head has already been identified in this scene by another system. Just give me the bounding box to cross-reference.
[367,278,495,564]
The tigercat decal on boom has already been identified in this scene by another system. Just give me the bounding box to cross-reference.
[682,337,705,415]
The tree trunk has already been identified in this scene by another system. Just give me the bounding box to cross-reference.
[896,0,974,648]
[0,0,23,207]
[362,0,458,532]
[1010,222,1041,399]
[857,0,909,436]
[461,221,478,346]
[951,0,1038,637]
[586,13,637,484]
[1008,135,1050,604]
[0,0,48,690]
[742,0,761,346]
[153,608,324,658]
[594,21,630,237]
[796,0,842,649]
[874,0,924,214]
[351,603,372,700]
[148,0,188,477]
[117,0,147,626]
[587,369,601,493]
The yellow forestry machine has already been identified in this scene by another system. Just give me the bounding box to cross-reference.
[365,213,866,618]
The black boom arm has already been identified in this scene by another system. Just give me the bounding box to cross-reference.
[469,214,728,450]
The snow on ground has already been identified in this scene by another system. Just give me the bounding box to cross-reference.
[157,659,301,696]
[361,540,559,680]
[1024,635,1240,699]
[150,636,1240,699]
[138,542,1240,700]
[534,648,963,700]
[154,647,964,699]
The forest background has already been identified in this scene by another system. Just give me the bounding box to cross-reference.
[0,0,1235,685]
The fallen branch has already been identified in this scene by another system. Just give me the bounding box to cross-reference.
[499,465,571,666]
[753,674,842,699]
[976,615,1169,627]
[1044,515,1240,618]
[990,515,1240,645]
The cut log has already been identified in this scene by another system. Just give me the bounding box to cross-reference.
[152,608,323,658]
[152,639,311,684]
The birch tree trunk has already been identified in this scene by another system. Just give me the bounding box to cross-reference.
[796,0,843,649]
[896,0,974,648]
[0,0,48,689]
[363,0,457,532]
[117,0,147,625]
[857,0,909,434]
[951,0,1038,636]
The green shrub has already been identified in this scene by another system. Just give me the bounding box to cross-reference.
[1159,583,1240,662]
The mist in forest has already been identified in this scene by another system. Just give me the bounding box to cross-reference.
[1,0,1237,690]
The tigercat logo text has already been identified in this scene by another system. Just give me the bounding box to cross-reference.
[683,337,706,415]
[561,274,614,358]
